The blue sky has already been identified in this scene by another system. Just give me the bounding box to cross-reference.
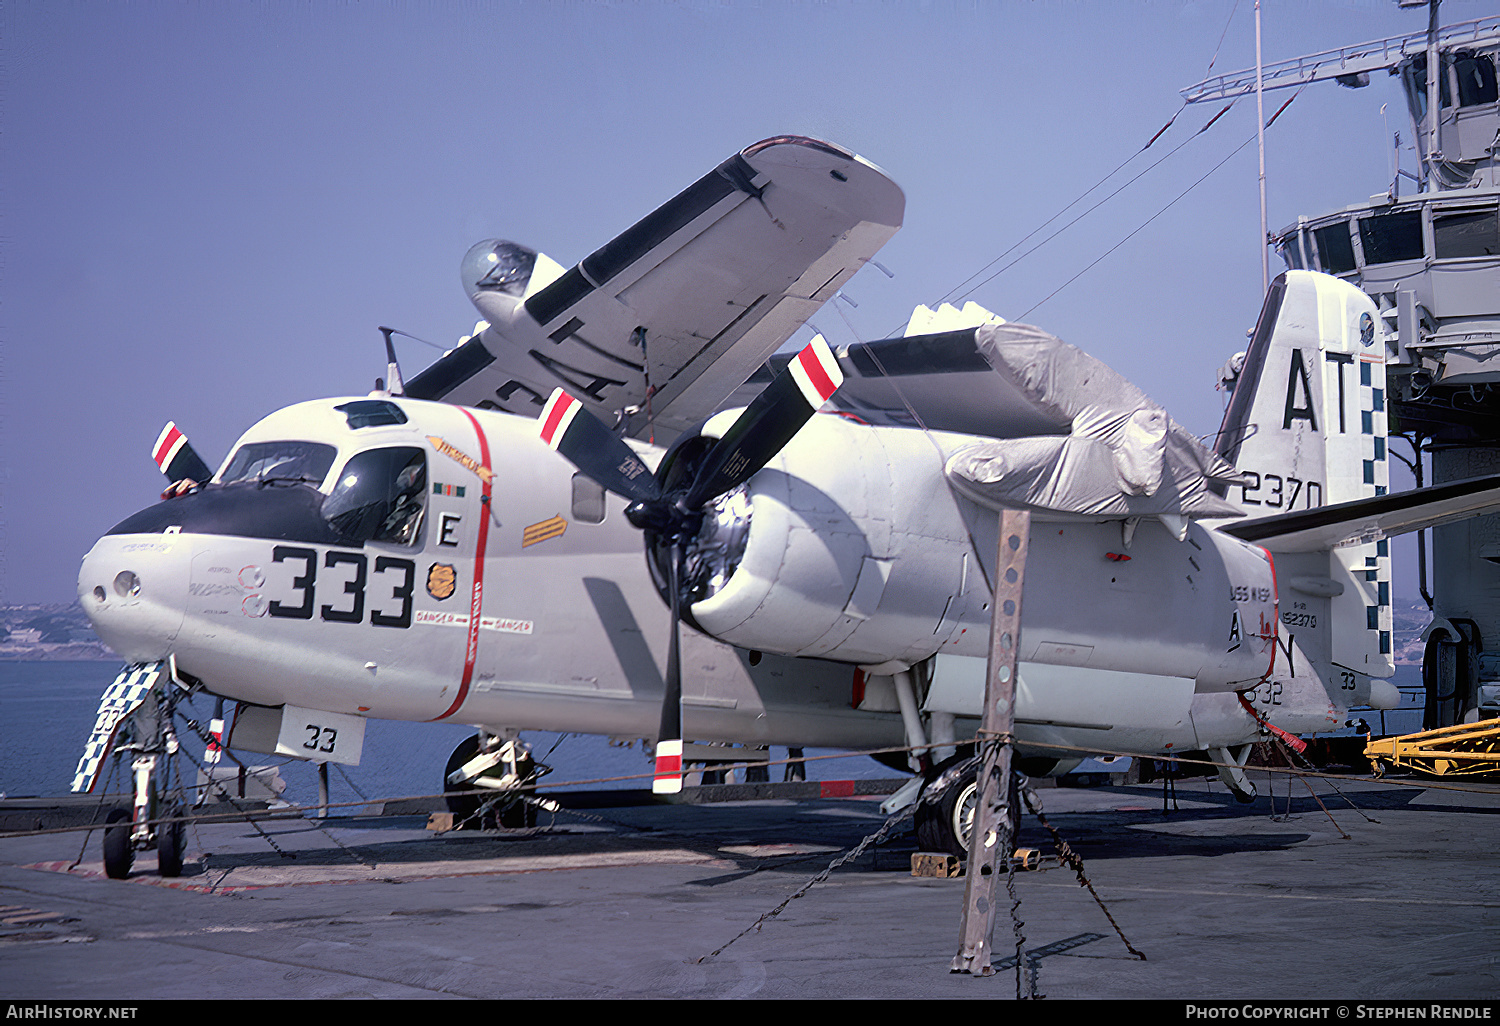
[3,0,1475,604]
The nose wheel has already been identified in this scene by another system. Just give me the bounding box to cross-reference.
[78,662,192,879]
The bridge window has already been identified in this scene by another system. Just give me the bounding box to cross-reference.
[1454,53,1497,108]
[1358,211,1423,265]
[1434,208,1500,259]
[1313,223,1356,274]
[1277,234,1305,270]
[1408,53,1451,115]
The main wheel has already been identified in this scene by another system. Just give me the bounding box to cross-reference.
[914,756,978,857]
[157,805,186,877]
[443,736,537,830]
[102,808,133,879]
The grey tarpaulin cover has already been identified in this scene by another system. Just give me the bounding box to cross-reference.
[945,323,1244,523]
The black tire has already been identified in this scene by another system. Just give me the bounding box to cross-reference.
[103,808,133,880]
[914,758,978,857]
[157,805,186,877]
[443,736,537,830]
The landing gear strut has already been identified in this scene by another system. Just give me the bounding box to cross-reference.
[443,733,547,830]
[87,663,191,878]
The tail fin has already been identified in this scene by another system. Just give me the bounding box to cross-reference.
[1216,270,1392,678]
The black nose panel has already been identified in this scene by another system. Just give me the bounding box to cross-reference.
[107,482,350,545]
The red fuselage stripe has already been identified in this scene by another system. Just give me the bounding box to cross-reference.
[433,409,492,721]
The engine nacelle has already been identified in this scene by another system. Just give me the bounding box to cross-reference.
[680,411,1282,693]
[687,414,982,667]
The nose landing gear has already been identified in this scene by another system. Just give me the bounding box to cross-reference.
[76,661,192,879]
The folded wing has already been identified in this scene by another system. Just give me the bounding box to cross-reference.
[728,320,1243,526]
[408,137,903,442]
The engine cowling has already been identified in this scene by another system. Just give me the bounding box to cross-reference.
[662,410,1281,693]
[674,413,982,668]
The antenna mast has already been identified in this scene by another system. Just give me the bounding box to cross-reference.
[1256,0,1268,295]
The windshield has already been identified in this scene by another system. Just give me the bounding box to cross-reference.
[321,447,427,545]
[220,441,337,487]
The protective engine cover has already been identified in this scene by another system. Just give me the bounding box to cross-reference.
[688,413,1282,692]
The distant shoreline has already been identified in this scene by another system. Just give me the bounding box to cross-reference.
[0,643,117,662]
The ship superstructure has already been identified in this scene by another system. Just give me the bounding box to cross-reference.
[1185,3,1500,728]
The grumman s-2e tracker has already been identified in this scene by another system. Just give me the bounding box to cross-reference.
[72,136,1500,878]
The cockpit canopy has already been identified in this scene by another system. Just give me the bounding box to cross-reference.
[320,447,426,544]
[163,439,430,547]
[221,441,337,488]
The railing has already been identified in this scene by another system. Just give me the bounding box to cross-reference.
[1182,15,1500,104]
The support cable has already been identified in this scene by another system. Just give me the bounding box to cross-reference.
[20,733,1496,846]
[692,804,913,963]
[950,100,1236,315]
[1020,779,1147,963]
[932,0,1242,320]
[171,708,337,868]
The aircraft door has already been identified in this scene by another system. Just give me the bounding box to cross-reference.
[319,444,438,718]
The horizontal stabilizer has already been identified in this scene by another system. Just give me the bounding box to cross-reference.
[1219,474,1500,552]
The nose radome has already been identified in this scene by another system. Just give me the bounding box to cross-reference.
[78,533,190,664]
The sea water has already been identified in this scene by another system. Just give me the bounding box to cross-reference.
[0,661,894,804]
[0,661,1424,805]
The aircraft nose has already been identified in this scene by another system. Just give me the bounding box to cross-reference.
[78,532,190,663]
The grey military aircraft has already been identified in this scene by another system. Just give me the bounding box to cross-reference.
[73,136,1500,875]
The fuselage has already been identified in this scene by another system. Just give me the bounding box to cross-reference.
[78,395,1335,763]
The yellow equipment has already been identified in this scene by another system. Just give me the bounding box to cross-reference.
[1364,720,1500,779]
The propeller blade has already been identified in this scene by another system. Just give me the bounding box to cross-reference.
[653,542,685,795]
[539,339,841,798]
[538,389,662,505]
[151,422,214,485]
[682,336,843,508]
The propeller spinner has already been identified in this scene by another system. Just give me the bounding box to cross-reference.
[539,337,843,793]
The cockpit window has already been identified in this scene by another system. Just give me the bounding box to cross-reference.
[221,441,337,487]
[321,447,426,545]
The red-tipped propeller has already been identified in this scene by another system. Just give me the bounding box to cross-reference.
[539,336,843,793]
[152,422,215,498]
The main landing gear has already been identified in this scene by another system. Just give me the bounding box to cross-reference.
[910,751,1055,859]
[443,733,549,830]
[913,753,983,858]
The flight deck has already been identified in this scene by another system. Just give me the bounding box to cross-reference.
[2,776,1497,1001]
